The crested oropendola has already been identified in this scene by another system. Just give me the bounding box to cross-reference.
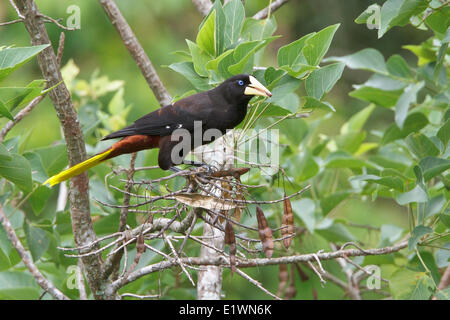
[43,74,272,186]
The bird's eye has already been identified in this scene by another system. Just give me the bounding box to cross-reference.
[238,80,244,86]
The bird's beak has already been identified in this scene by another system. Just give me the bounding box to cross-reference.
[244,76,272,98]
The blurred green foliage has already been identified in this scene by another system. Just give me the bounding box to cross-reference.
[0,0,448,300]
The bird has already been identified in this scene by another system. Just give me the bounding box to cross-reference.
[43,74,272,187]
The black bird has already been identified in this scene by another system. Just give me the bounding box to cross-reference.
[44,74,272,186]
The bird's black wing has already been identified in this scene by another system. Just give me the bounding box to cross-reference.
[102,92,213,140]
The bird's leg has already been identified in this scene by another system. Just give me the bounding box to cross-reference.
[169,166,183,173]
[182,160,216,174]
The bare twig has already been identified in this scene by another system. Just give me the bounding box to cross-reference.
[0,19,23,26]
[0,204,69,300]
[56,32,65,66]
[98,0,172,106]
[235,268,282,300]
[253,0,289,20]
[37,13,77,31]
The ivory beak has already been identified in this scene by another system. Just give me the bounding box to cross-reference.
[244,76,272,97]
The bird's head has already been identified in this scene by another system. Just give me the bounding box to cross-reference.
[217,74,272,105]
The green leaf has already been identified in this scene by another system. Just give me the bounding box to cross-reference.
[223,0,245,49]
[316,221,356,242]
[320,191,351,216]
[396,184,428,205]
[34,144,68,177]
[280,64,317,79]
[291,198,316,233]
[437,118,450,147]
[424,195,446,219]
[390,269,435,300]
[0,271,40,299]
[387,54,413,78]
[186,40,211,77]
[326,48,388,74]
[196,10,216,56]
[325,151,377,169]
[0,144,11,161]
[23,224,50,261]
[382,112,429,144]
[435,243,450,268]
[405,133,440,159]
[394,81,424,129]
[0,44,49,82]
[378,0,428,38]
[241,16,277,41]
[0,153,32,193]
[425,7,450,35]
[277,32,315,67]
[302,24,340,66]
[289,150,319,181]
[419,157,450,181]
[23,152,48,183]
[349,86,402,107]
[408,225,433,250]
[352,174,404,192]
[335,131,366,154]
[28,185,52,216]
[266,74,301,104]
[379,224,404,246]
[0,100,13,120]
[302,96,336,112]
[435,288,450,300]
[355,4,381,25]
[229,37,278,75]
[305,62,345,100]
[341,104,375,134]
[213,2,226,56]
[258,105,291,117]
[168,62,211,91]
[205,49,233,72]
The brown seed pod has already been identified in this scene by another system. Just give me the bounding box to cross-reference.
[282,194,294,249]
[295,263,309,282]
[225,221,237,275]
[220,180,233,223]
[277,263,288,297]
[284,265,297,300]
[256,206,274,258]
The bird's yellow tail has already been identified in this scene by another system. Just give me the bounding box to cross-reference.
[43,149,113,187]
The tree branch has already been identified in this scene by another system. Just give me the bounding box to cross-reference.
[0,204,69,300]
[13,0,105,299]
[98,0,172,107]
[253,0,289,20]
[107,234,408,294]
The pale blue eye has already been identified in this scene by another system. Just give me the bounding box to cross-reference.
[238,80,244,86]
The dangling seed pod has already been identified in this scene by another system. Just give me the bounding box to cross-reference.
[256,206,274,258]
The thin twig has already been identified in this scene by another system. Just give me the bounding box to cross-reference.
[253,0,289,20]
